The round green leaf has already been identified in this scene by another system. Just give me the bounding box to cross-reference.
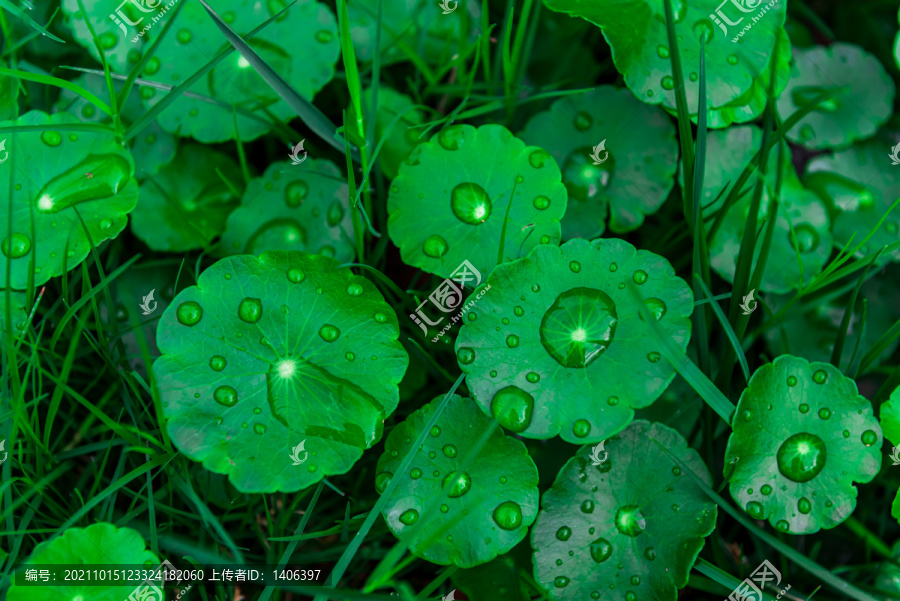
[7,523,159,601]
[456,237,692,443]
[725,355,882,534]
[130,144,242,252]
[531,420,717,601]
[879,385,900,448]
[519,86,677,238]
[805,139,900,264]
[141,0,340,142]
[388,124,567,279]
[375,394,538,567]
[763,266,900,374]
[541,0,786,119]
[154,250,408,493]
[0,110,138,290]
[216,159,355,262]
[347,0,472,65]
[61,0,153,73]
[776,43,895,150]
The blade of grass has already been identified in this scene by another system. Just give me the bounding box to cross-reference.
[0,67,111,115]
[662,0,694,221]
[0,0,64,42]
[195,0,360,162]
[847,298,867,379]
[695,276,750,382]
[832,250,881,369]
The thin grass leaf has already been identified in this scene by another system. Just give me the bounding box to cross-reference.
[847,298,867,379]
[695,276,750,382]
[0,67,111,115]
[691,38,711,376]
[651,437,880,601]
[662,0,694,222]
[195,0,360,162]
[832,249,881,369]
[0,0,64,42]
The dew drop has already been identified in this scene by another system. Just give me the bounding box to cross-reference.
[318,324,340,342]
[580,500,595,513]
[556,526,572,541]
[214,386,238,407]
[210,356,226,371]
[375,472,392,493]
[506,334,519,347]
[443,471,471,497]
[569,261,581,273]
[423,234,449,258]
[41,130,62,146]
[727,54,738,65]
[253,423,266,435]
[861,430,878,446]
[177,28,192,43]
[491,386,534,433]
[818,408,832,420]
[777,432,826,482]
[615,505,646,537]
[746,501,764,519]
[315,29,334,43]
[399,509,419,525]
[644,547,656,560]
[438,125,466,150]
[661,76,675,90]
[775,520,790,533]
[608,396,619,406]
[213,417,224,425]
[573,419,591,438]
[451,183,492,225]
[529,149,552,169]
[285,181,308,207]
[176,301,202,326]
[641,298,667,320]
[430,426,441,437]
[443,444,458,458]
[554,577,570,588]
[533,195,551,210]
[410,468,422,479]
[657,45,670,58]
[574,111,593,131]
[791,224,820,253]
[799,404,809,414]
[526,372,540,383]
[798,497,812,514]
[540,288,617,368]
[633,270,648,284]
[1,233,31,259]
[693,19,714,43]
[672,466,681,476]
[647,352,661,363]
[787,375,798,386]
[286,268,305,283]
[457,347,475,364]
[492,501,523,530]
[590,537,613,563]
[440,504,449,513]
[345,352,355,361]
[99,31,118,49]
[761,484,772,495]
[238,297,262,323]
[813,370,827,384]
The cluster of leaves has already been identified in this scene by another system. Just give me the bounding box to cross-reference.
[2,0,900,601]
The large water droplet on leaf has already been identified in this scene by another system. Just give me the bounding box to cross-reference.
[540,287,617,368]
[176,301,202,326]
[238,297,263,323]
[214,385,238,407]
[490,386,534,433]
[615,505,646,537]
[318,324,341,342]
[35,154,131,214]
[777,432,826,483]
[1,233,31,259]
[590,537,613,563]
[399,508,419,525]
[442,471,471,497]
[562,147,615,202]
[451,182,492,225]
[492,501,523,530]
[423,234,449,258]
[245,219,307,253]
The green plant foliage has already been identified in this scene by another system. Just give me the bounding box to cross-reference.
[725,355,882,534]
[138,0,340,142]
[7,523,158,601]
[375,394,538,567]
[363,86,424,180]
[0,110,138,290]
[764,266,900,373]
[541,0,786,125]
[776,43,895,150]
[690,125,832,293]
[805,139,900,264]
[879,385,900,449]
[875,541,900,594]
[0,290,28,339]
[388,124,567,279]
[0,62,17,121]
[519,86,678,238]
[454,551,530,601]
[60,0,153,73]
[153,250,407,492]
[216,159,355,262]
[346,0,472,65]
[456,237,692,443]
[531,420,717,601]
[130,144,242,252]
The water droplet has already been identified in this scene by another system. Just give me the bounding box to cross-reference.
[775,520,790,533]
[761,484,773,495]
[633,270,648,284]
[1,233,31,259]
[523,372,539,384]
[787,376,798,386]
[99,31,118,49]
[647,352,661,363]
[506,334,519,347]
[210,356,226,371]
[375,472,393,493]
[529,149,552,169]
[540,288,617,368]
[580,500,595,513]
[798,403,809,414]
[253,423,266,435]
[661,76,675,90]
[533,195,551,210]
[573,419,591,438]
[315,29,333,43]
[727,54,738,65]
[639,297,666,321]
[457,347,475,365]
[430,426,441,437]
[615,505,646,537]
[284,181,308,207]
[318,324,340,342]
[671,504,680,512]
[490,370,498,377]
[499,476,507,483]
[440,504,449,513]
[451,182,492,225]
[607,396,619,406]
[791,224,819,253]
[746,501,764,519]
[813,369,828,384]
[438,125,466,150]
[140,87,155,100]
[798,497,812,514]
[213,416,224,425]
[644,547,656,560]
[693,19,714,43]
[177,28,192,43]
[672,466,682,476]
[442,470,471,497]
[515,175,525,184]
[492,501,523,530]
[556,526,572,541]
[41,130,62,147]
[443,444,458,458]
[569,261,581,273]
[818,408,832,420]
[777,432,826,483]
[286,268,305,283]
[491,386,533,433]
[410,467,423,479]
[423,235,449,258]
[861,430,878,446]
[631,576,641,586]
[214,386,238,407]
[399,508,419,525]
[176,301,202,326]
[572,111,594,132]
[590,537,613,563]
[554,577,570,588]
[238,297,262,323]
[742,410,753,421]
